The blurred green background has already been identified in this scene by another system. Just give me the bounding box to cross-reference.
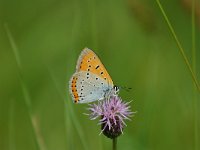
[0,0,200,150]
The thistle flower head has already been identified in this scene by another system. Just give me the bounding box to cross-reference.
[88,96,134,139]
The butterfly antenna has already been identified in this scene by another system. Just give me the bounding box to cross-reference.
[119,86,132,92]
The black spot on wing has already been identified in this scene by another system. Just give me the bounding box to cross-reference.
[86,72,90,79]
[95,65,99,69]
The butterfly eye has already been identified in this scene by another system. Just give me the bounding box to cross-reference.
[114,85,119,92]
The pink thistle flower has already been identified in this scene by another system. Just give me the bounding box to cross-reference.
[88,96,134,139]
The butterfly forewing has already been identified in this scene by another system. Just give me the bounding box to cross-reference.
[76,48,113,86]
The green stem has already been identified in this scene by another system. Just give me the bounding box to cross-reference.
[113,138,117,150]
[156,0,200,92]
[192,0,196,67]
[192,1,198,150]
[4,23,42,150]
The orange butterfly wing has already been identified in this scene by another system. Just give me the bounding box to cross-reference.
[70,76,80,103]
[76,48,113,86]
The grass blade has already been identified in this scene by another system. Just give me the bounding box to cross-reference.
[4,23,45,150]
[191,0,198,149]
[48,68,89,150]
[9,99,16,150]
[156,0,200,92]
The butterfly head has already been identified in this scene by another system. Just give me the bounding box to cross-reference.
[113,85,120,95]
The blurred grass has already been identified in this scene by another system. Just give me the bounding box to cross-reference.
[191,0,198,150]
[5,23,43,150]
[156,0,200,92]
[0,0,200,150]
[48,68,88,150]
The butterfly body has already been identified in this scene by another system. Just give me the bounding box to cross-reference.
[69,48,118,103]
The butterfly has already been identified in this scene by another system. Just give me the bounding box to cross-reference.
[69,48,119,103]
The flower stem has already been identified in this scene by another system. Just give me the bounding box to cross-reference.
[113,138,117,150]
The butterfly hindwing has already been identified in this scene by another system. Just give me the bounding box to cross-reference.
[69,71,112,103]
